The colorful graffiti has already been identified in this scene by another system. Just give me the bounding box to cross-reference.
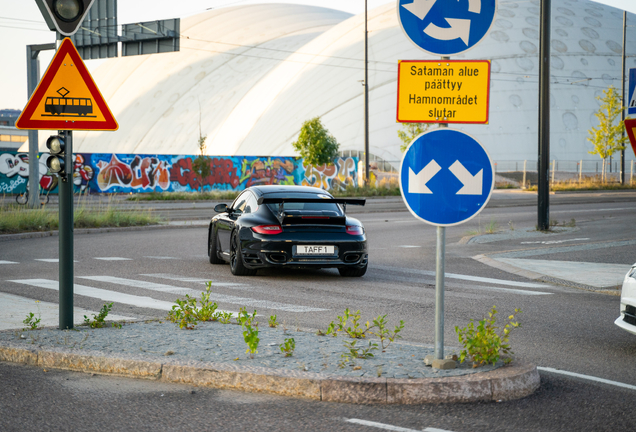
[0,152,58,194]
[302,157,358,191]
[0,151,358,194]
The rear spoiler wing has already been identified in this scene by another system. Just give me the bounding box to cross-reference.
[257,198,366,206]
[257,197,365,216]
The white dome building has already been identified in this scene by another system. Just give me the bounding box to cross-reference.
[68,0,636,170]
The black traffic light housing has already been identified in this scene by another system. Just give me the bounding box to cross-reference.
[35,0,96,36]
[46,134,71,178]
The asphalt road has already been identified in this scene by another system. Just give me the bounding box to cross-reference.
[1,191,636,431]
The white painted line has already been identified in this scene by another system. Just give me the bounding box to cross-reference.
[345,419,456,432]
[394,245,422,248]
[144,256,179,260]
[94,257,133,261]
[538,367,636,391]
[0,292,135,330]
[372,264,548,288]
[552,207,636,214]
[0,261,18,264]
[141,274,246,287]
[35,259,79,263]
[79,276,328,313]
[7,279,183,312]
[464,285,552,296]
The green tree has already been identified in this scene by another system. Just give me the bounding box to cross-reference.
[292,117,340,166]
[587,86,627,183]
[398,122,430,152]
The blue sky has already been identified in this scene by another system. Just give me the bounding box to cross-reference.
[1,0,635,110]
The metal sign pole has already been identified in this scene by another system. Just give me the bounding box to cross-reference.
[434,55,449,360]
[434,225,445,359]
[59,130,74,329]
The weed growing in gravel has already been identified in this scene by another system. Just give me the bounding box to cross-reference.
[217,311,233,324]
[372,315,405,351]
[198,283,219,321]
[238,308,259,359]
[279,337,295,357]
[167,296,199,330]
[326,309,375,339]
[455,305,522,367]
[84,303,115,329]
[268,315,278,328]
[23,301,42,330]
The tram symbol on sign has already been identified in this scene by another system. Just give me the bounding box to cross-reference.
[42,87,95,118]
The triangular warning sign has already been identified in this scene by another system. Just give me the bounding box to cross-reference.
[16,38,118,131]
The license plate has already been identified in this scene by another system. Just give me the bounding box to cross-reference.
[296,245,335,255]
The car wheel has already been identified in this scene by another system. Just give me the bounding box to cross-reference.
[208,227,223,264]
[230,230,256,276]
[338,262,368,277]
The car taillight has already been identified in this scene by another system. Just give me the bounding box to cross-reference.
[346,225,364,235]
[251,225,282,235]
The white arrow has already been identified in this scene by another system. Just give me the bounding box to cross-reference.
[449,160,483,195]
[409,160,441,194]
[468,0,481,14]
[424,18,471,45]
[402,0,437,20]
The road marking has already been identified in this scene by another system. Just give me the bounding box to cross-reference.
[0,292,135,330]
[372,264,548,288]
[464,285,552,296]
[0,261,18,264]
[144,256,179,260]
[538,367,636,391]
[93,257,133,261]
[345,418,455,432]
[35,259,78,263]
[394,245,422,248]
[491,239,636,259]
[79,276,328,313]
[520,238,590,245]
[552,207,636,214]
[7,279,187,312]
[142,274,246,287]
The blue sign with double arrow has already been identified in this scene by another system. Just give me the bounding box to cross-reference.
[397,0,497,56]
[629,68,636,116]
[399,128,494,226]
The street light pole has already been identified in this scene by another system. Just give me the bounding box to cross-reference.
[364,0,370,185]
[537,0,551,231]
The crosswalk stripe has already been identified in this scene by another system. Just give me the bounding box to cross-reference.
[0,292,135,330]
[0,261,18,264]
[94,257,133,261]
[7,279,190,312]
[141,274,246,287]
[79,275,328,313]
[372,264,548,288]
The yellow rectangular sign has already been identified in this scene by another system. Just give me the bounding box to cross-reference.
[397,60,491,124]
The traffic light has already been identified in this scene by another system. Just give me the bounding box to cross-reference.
[46,135,69,177]
[35,0,96,36]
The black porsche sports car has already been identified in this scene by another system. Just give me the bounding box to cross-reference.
[207,185,368,277]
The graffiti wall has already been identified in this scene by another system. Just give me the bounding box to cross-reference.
[0,151,359,195]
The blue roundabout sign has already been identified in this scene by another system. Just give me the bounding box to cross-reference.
[397,0,497,56]
[399,128,494,226]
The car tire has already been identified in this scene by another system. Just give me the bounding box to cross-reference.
[338,262,368,277]
[230,230,257,276]
[208,227,223,264]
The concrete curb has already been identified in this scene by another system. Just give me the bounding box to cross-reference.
[0,223,204,242]
[472,254,621,295]
[0,343,540,404]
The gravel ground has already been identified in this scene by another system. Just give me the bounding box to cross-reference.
[1,320,503,379]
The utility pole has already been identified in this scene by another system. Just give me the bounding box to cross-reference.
[26,43,56,208]
[364,0,370,185]
[537,0,551,231]
[621,10,626,185]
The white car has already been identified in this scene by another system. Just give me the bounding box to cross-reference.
[615,263,636,335]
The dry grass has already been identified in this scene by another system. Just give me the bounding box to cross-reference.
[526,176,636,192]
[0,199,161,235]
